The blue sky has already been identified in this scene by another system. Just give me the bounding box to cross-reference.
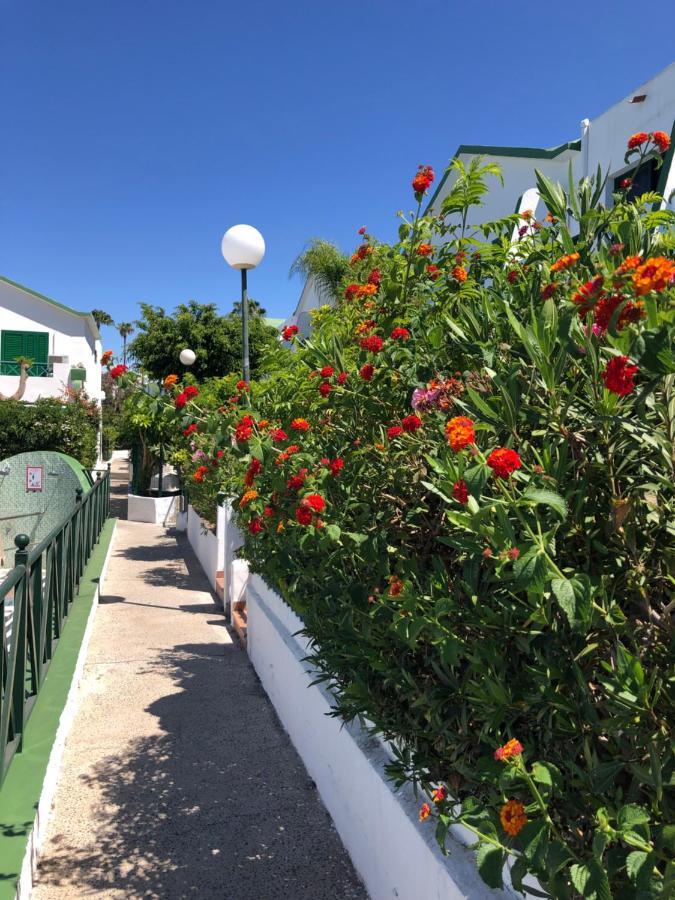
[2,0,674,354]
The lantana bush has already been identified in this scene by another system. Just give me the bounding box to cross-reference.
[117,131,675,898]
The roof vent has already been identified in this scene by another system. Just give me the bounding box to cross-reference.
[629,94,647,103]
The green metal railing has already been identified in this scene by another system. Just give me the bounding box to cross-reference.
[0,469,110,786]
[0,361,53,377]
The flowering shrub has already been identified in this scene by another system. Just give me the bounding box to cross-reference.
[165,140,673,897]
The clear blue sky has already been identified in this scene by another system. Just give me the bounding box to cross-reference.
[2,0,674,354]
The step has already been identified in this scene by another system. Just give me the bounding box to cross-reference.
[231,600,247,649]
[215,570,224,604]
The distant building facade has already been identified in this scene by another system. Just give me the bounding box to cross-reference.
[0,276,102,404]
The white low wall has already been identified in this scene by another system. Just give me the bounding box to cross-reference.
[186,504,222,593]
[127,493,177,526]
[246,574,520,900]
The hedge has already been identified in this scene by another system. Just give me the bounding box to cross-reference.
[0,397,99,468]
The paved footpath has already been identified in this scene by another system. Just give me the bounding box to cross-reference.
[33,461,366,900]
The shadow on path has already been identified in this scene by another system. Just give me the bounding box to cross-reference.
[35,646,366,899]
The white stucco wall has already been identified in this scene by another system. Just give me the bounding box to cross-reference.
[0,279,102,403]
[429,62,675,224]
[186,503,223,592]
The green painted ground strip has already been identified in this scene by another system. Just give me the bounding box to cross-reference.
[0,518,116,899]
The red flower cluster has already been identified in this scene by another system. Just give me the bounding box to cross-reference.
[236,379,250,391]
[235,414,255,443]
[412,165,435,196]
[387,426,402,439]
[401,414,422,433]
[183,423,198,437]
[416,243,433,257]
[627,131,649,149]
[175,384,198,409]
[321,457,344,477]
[487,447,522,478]
[602,355,638,396]
[360,335,384,353]
[337,371,348,385]
[320,366,334,378]
[350,244,373,266]
[249,517,264,535]
[269,427,288,442]
[281,324,299,341]
[287,469,308,491]
[426,264,440,280]
[244,457,262,486]
[101,350,114,366]
[295,493,326,526]
[193,465,209,482]
[367,268,381,287]
[110,364,128,379]
[360,363,375,381]
[540,282,557,299]
[452,480,468,504]
[319,382,332,397]
[388,575,404,597]
[358,226,367,235]
[391,326,410,341]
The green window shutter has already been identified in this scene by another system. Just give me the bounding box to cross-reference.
[23,331,49,363]
[1,330,49,374]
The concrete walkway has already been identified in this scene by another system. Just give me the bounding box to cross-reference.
[32,461,366,899]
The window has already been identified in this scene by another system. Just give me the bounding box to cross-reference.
[613,156,660,201]
[0,330,51,376]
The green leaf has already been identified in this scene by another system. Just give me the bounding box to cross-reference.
[626,851,649,884]
[324,524,341,541]
[618,804,650,829]
[551,578,576,625]
[475,842,504,889]
[570,860,612,899]
[519,820,549,867]
[521,487,568,520]
[513,545,549,592]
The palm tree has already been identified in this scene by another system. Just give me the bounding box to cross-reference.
[91,309,114,329]
[289,238,350,303]
[117,322,134,366]
[229,298,267,318]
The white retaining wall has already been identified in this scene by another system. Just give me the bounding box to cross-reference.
[246,574,520,900]
[186,504,223,593]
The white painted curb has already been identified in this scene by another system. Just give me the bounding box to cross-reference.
[14,520,118,900]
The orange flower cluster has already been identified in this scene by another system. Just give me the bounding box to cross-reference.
[632,256,675,296]
[445,416,475,451]
[500,800,527,836]
[452,266,468,282]
[291,418,310,432]
[163,373,179,388]
[417,243,433,257]
[101,350,114,366]
[494,738,524,761]
[628,130,671,153]
[239,490,258,508]
[418,802,431,822]
[550,252,580,273]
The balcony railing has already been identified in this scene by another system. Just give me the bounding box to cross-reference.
[0,361,54,377]
[0,470,110,786]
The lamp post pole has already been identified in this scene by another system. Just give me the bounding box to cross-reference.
[241,269,250,385]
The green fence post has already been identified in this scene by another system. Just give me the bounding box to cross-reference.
[12,534,30,753]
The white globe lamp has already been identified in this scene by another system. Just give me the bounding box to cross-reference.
[221,224,265,270]
[179,348,196,366]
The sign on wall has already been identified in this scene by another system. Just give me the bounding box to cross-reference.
[26,465,43,492]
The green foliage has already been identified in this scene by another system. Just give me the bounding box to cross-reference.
[0,397,99,467]
[158,153,674,897]
[128,300,278,382]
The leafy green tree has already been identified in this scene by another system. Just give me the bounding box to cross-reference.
[91,309,114,328]
[128,300,278,381]
[289,238,350,303]
[117,322,134,365]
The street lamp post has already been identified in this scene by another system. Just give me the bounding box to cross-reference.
[221,224,265,385]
